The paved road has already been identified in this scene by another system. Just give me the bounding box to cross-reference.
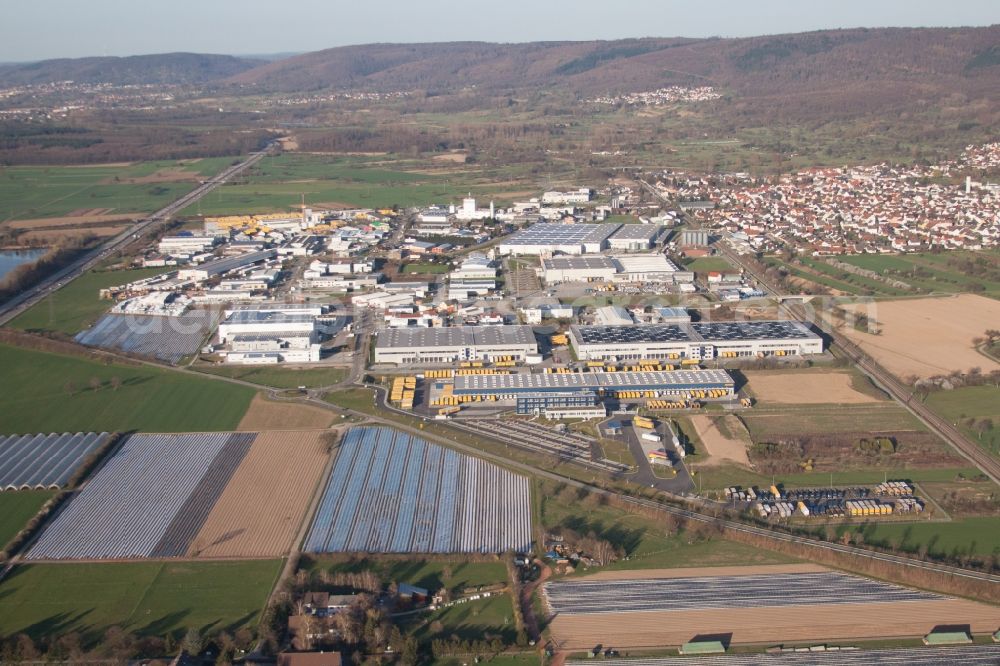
[0,142,277,327]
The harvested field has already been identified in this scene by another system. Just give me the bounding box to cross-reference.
[19,225,129,243]
[747,370,882,404]
[547,564,1000,650]
[689,415,750,467]
[580,646,1000,666]
[576,564,824,581]
[6,213,136,230]
[839,295,1000,379]
[237,394,335,431]
[190,430,331,558]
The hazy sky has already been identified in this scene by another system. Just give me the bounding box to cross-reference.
[3,0,999,62]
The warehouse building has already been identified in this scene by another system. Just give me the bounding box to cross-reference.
[613,254,691,283]
[497,223,621,256]
[453,369,735,399]
[569,321,823,361]
[607,224,662,251]
[542,256,618,283]
[594,305,634,326]
[374,325,538,364]
[176,249,278,281]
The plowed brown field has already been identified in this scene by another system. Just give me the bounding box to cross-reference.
[746,370,881,404]
[188,430,331,558]
[237,394,334,430]
[548,564,1000,650]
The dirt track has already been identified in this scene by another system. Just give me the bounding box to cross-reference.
[839,295,1000,379]
[747,370,881,404]
[237,394,334,430]
[188,430,331,558]
[689,415,751,466]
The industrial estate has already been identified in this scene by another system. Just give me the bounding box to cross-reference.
[1,17,1000,666]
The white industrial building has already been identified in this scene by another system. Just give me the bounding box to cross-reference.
[569,321,824,361]
[497,223,621,256]
[447,253,498,300]
[613,254,691,283]
[157,234,219,256]
[374,325,538,364]
[607,224,662,251]
[520,303,574,324]
[541,188,593,204]
[216,303,332,364]
[176,249,278,281]
[454,196,495,221]
[541,256,618,283]
[594,305,634,326]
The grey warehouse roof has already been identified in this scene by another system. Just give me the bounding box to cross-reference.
[572,320,818,345]
[502,223,622,246]
[609,224,662,240]
[454,369,734,393]
[222,311,316,325]
[376,325,536,349]
[542,256,617,270]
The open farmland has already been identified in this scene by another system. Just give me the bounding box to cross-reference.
[0,344,255,434]
[838,295,1000,379]
[0,431,109,490]
[0,560,279,641]
[305,426,532,554]
[546,564,1000,650]
[29,432,254,559]
[189,430,331,558]
[745,369,885,405]
[688,415,750,466]
[578,645,1000,665]
[0,491,54,550]
[75,310,220,364]
[236,394,335,430]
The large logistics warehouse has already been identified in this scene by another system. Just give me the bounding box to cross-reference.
[374,325,538,364]
[498,223,621,256]
[607,224,663,251]
[452,369,735,398]
[542,256,619,283]
[570,321,823,361]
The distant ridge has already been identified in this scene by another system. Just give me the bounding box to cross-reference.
[0,52,262,86]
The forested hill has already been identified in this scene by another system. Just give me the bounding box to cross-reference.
[0,52,262,86]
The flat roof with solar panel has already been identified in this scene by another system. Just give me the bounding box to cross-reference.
[692,320,816,341]
[375,325,536,350]
[572,321,819,344]
[502,223,622,246]
[453,369,734,395]
[542,256,618,271]
[572,324,694,344]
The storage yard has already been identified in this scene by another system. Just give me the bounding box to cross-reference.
[746,370,883,405]
[546,565,1000,650]
[74,310,219,364]
[0,432,109,490]
[838,294,1000,378]
[305,426,532,554]
[571,645,1000,665]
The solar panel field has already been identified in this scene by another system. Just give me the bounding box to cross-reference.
[75,311,219,364]
[0,432,109,490]
[305,426,532,554]
[546,565,1000,650]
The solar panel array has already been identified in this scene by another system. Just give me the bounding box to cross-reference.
[573,324,693,344]
[0,432,109,491]
[305,427,532,554]
[453,369,734,393]
[572,321,819,345]
[545,572,940,615]
[575,645,1000,666]
[692,320,814,341]
[503,223,622,246]
[27,432,254,560]
[75,310,219,364]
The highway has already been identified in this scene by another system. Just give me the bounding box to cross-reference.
[0,142,277,328]
[637,177,1000,487]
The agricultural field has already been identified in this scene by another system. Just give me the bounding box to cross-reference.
[925,386,1000,457]
[196,364,348,388]
[545,564,1000,650]
[839,250,1000,297]
[75,311,219,364]
[0,560,280,641]
[29,430,329,560]
[180,153,542,216]
[10,266,173,335]
[837,295,1000,379]
[401,262,451,274]
[300,556,509,596]
[0,431,109,490]
[744,369,887,405]
[682,256,735,274]
[0,490,54,550]
[861,516,1000,559]
[0,344,255,434]
[305,427,532,554]
[236,394,336,431]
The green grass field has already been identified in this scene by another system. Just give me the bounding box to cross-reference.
[195,364,347,389]
[10,267,172,335]
[0,344,255,434]
[861,516,1000,558]
[401,262,450,274]
[0,491,54,550]
[302,557,508,596]
[839,250,1000,296]
[0,159,235,221]
[925,386,1000,456]
[682,257,734,273]
[740,404,925,439]
[0,560,281,641]
[402,593,517,643]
